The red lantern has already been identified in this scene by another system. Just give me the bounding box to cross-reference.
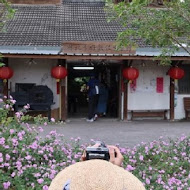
[122,67,139,80]
[51,65,67,94]
[51,65,67,81]
[168,67,185,80]
[0,66,14,82]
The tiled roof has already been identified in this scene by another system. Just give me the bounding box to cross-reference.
[0,0,124,47]
[0,0,189,57]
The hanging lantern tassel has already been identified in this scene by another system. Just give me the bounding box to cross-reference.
[3,79,7,83]
[129,80,132,84]
[56,79,60,94]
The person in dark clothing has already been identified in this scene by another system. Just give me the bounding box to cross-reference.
[86,74,100,122]
[97,82,109,117]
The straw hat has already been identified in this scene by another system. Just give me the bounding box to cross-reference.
[49,160,145,190]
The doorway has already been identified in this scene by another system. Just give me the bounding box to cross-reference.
[67,60,120,119]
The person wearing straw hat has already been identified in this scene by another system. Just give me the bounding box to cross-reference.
[49,145,145,190]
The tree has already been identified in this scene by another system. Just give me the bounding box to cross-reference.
[0,0,15,66]
[105,0,190,64]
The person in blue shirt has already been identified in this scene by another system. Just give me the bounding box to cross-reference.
[86,73,100,122]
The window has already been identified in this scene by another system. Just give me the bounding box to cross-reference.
[178,65,190,94]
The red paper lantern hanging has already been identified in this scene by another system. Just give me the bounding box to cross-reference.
[51,65,67,94]
[168,67,185,80]
[51,65,68,81]
[122,67,139,80]
[0,66,14,82]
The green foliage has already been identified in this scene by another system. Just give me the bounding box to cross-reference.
[105,0,190,65]
[0,58,5,67]
[0,0,15,27]
[33,114,49,125]
[0,0,15,64]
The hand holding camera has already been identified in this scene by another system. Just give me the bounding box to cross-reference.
[81,141,123,167]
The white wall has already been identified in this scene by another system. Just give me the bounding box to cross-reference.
[8,58,59,109]
[128,61,170,111]
[8,58,189,120]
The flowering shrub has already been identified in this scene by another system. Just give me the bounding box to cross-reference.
[122,136,190,189]
[0,97,190,189]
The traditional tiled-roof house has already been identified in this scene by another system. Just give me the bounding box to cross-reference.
[0,0,189,121]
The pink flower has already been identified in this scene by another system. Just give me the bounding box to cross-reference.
[3,181,11,189]
[30,141,38,149]
[37,178,44,184]
[51,118,55,122]
[12,138,18,146]
[0,137,5,145]
[34,173,41,177]
[181,152,186,156]
[146,178,150,184]
[10,99,16,104]
[15,112,21,119]
[4,104,10,109]
[43,185,49,190]
[24,104,30,109]
[38,127,44,132]
[11,172,16,177]
[0,157,3,163]
[126,164,135,171]
[139,155,144,161]
[5,154,10,161]
[10,129,15,134]
[25,155,32,160]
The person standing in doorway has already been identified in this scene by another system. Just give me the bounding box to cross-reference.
[97,81,109,117]
[86,73,100,122]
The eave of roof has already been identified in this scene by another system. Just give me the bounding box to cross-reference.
[0,46,189,57]
[0,46,61,55]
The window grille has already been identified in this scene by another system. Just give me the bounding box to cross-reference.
[178,65,190,94]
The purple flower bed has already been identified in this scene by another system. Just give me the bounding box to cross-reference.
[0,97,190,189]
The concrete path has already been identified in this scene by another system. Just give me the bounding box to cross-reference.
[40,118,190,148]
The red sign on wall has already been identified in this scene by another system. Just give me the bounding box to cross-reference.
[156,77,163,93]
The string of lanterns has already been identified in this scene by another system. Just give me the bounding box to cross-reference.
[122,66,185,81]
[0,65,185,88]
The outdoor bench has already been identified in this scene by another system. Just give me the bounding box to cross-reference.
[130,110,168,120]
[183,97,190,120]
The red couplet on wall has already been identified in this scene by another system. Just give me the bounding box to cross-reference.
[156,77,163,93]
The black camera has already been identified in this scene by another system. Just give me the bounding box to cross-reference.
[86,141,110,161]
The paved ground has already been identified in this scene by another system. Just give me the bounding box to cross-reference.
[39,118,190,148]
